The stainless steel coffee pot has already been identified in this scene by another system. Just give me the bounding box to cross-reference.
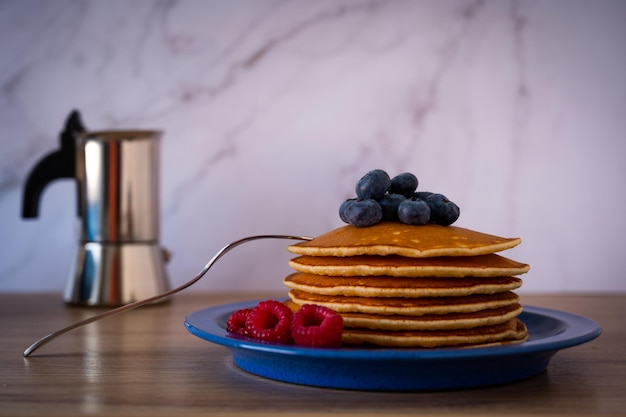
[22,111,170,306]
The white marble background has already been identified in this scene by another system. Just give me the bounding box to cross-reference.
[1,0,625,295]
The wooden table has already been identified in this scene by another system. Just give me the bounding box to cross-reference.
[1,293,624,416]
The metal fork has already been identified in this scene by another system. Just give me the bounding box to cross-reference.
[23,234,312,357]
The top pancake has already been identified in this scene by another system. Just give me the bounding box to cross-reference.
[288,222,521,258]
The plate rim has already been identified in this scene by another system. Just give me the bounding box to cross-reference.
[184,299,602,360]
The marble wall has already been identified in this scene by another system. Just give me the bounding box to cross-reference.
[1,0,625,295]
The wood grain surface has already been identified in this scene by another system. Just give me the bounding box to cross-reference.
[1,292,623,417]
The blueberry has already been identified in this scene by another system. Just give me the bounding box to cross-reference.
[397,199,431,225]
[339,198,357,223]
[413,191,433,200]
[378,193,406,221]
[389,173,418,197]
[425,193,460,226]
[355,169,391,200]
[341,199,383,227]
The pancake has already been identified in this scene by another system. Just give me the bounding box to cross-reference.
[282,204,530,348]
[289,254,530,278]
[341,318,528,348]
[340,304,523,331]
[285,299,523,331]
[288,289,519,316]
[283,272,522,297]
[287,222,522,258]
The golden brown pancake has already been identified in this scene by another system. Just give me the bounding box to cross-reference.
[288,222,522,258]
[282,220,530,348]
[341,318,528,348]
[288,289,519,316]
[283,272,522,297]
[339,304,523,331]
[285,299,523,331]
[289,254,530,278]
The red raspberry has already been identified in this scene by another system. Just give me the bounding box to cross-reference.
[226,308,253,337]
[291,304,343,348]
[245,300,293,343]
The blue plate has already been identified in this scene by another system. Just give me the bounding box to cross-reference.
[184,301,601,391]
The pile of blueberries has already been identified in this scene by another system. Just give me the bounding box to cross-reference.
[339,169,460,228]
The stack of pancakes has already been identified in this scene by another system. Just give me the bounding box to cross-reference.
[284,222,530,348]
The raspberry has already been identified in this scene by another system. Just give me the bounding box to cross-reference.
[226,308,253,337]
[291,304,343,348]
[245,300,293,343]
